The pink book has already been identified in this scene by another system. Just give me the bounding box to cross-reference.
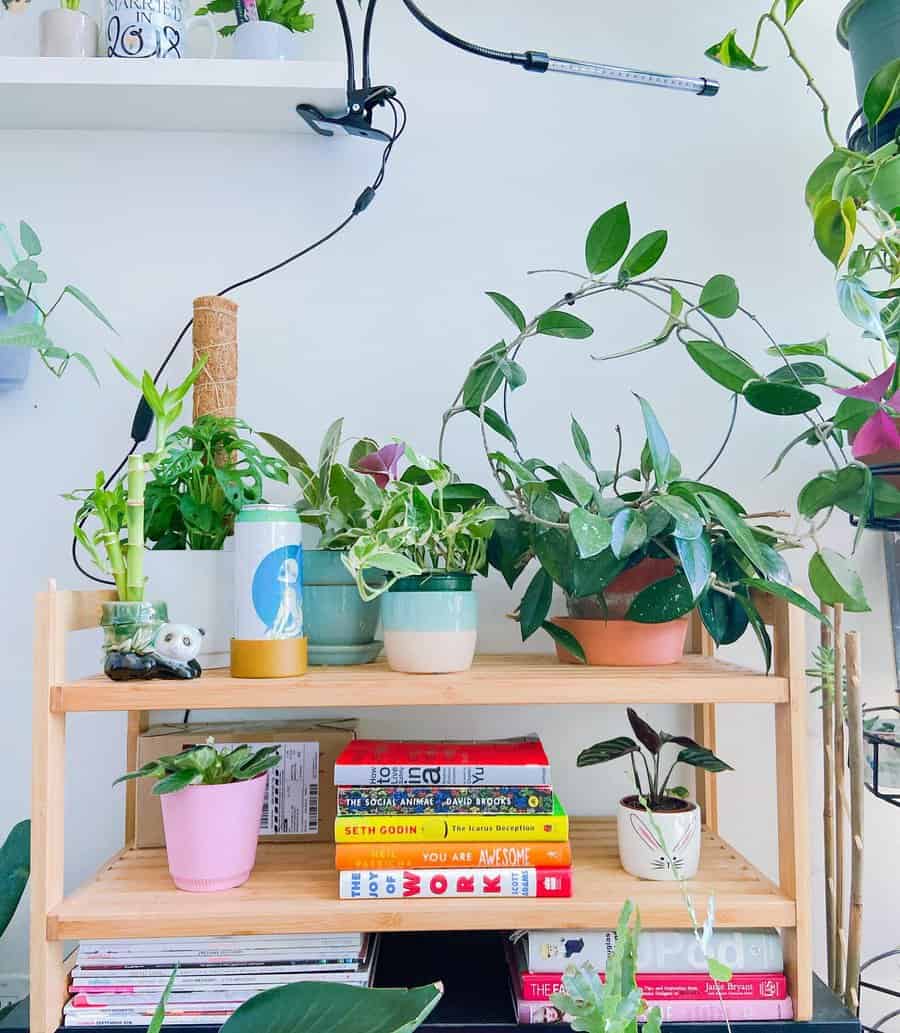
[519,970,788,1002]
[516,995,795,1023]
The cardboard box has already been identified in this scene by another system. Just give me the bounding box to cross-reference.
[134,719,356,849]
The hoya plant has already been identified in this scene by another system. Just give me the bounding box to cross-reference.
[550,901,661,1033]
[114,738,280,795]
[145,415,288,551]
[67,356,206,602]
[577,708,731,811]
[0,220,113,382]
[340,445,508,600]
[261,419,399,551]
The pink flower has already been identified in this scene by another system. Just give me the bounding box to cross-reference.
[834,363,896,403]
[353,443,404,488]
[852,408,900,458]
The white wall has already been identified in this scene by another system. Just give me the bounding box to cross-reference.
[2,0,899,1019]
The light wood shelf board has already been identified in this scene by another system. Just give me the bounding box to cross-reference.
[53,653,787,712]
[47,819,795,940]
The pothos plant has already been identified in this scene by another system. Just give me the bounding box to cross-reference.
[145,415,288,551]
[67,357,206,602]
[195,0,313,37]
[0,220,113,383]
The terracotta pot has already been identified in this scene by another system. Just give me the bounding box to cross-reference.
[567,557,676,620]
[551,614,689,666]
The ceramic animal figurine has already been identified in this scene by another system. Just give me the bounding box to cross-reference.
[104,622,205,681]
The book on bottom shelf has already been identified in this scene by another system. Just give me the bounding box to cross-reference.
[340,866,573,899]
[335,840,573,870]
[514,995,796,1024]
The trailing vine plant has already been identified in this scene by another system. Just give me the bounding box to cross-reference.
[440,202,829,664]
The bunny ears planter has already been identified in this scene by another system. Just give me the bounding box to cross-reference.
[617,797,700,881]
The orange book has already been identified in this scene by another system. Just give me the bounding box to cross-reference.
[335,840,572,871]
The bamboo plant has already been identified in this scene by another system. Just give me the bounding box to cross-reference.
[67,356,206,602]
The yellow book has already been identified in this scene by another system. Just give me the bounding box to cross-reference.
[333,794,568,843]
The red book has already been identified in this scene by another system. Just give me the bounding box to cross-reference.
[515,996,795,1023]
[339,866,571,898]
[334,737,551,787]
[518,970,788,1002]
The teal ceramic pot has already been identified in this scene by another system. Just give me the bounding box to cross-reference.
[0,298,38,391]
[303,549,384,665]
[838,0,900,116]
[381,572,477,674]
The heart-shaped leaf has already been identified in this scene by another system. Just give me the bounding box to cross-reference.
[611,508,647,559]
[814,198,856,268]
[704,29,766,71]
[570,507,613,559]
[698,274,740,318]
[808,549,870,611]
[864,56,900,127]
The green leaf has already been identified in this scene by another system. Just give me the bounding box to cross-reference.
[499,358,526,389]
[798,465,868,518]
[676,744,732,773]
[220,981,444,1033]
[570,508,613,559]
[535,311,594,339]
[736,593,772,671]
[626,573,695,623]
[0,323,48,350]
[655,495,703,539]
[462,342,506,408]
[18,221,41,257]
[698,490,765,569]
[475,405,517,447]
[541,620,586,663]
[864,57,900,127]
[361,551,422,578]
[611,508,647,559]
[767,362,825,385]
[109,353,142,391]
[699,589,749,646]
[634,393,671,487]
[619,230,668,279]
[698,274,740,318]
[146,968,179,1033]
[743,578,829,622]
[70,351,100,386]
[153,769,203,795]
[743,379,821,415]
[585,202,631,275]
[684,339,757,393]
[705,29,766,71]
[0,820,29,940]
[486,291,526,332]
[577,736,639,767]
[806,152,850,214]
[708,958,734,983]
[676,534,712,600]
[833,397,878,432]
[558,462,595,507]
[769,339,829,359]
[8,259,46,284]
[520,568,553,639]
[808,549,870,612]
[814,198,855,268]
[63,285,116,333]
[570,414,593,468]
[784,0,805,21]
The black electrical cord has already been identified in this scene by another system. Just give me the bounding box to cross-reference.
[398,0,531,68]
[72,95,406,586]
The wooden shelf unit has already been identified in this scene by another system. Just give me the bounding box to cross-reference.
[31,584,812,1033]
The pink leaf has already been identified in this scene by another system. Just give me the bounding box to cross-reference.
[834,363,895,403]
[353,443,404,488]
[852,409,900,458]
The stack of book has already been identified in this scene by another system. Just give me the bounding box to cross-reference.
[63,933,374,1027]
[333,737,573,899]
[509,927,792,1024]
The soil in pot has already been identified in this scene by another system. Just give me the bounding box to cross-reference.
[616,795,700,881]
[553,558,689,666]
[381,573,477,674]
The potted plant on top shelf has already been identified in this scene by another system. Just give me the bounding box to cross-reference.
[39,0,99,57]
[0,220,111,391]
[142,414,288,669]
[67,355,208,682]
[196,0,313,60]
[577,708,732,882]
[338,444,508,674]
[115,737,280,892]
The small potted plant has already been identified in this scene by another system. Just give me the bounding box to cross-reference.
[195,0,313,59]
[339,445,507,674]
[39,0,99,56]
[67,356,207,681]
[142,415,288,669]
[577,708,732,881]
[114,738,280,892]
[261,420,400,666]
[837,1,900,139]
[0,220,110,390]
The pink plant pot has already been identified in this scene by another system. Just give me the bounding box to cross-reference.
[159,775,267,892]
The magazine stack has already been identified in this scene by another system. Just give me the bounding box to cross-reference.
[509,927,792,1024]
[333,736,573,899]
[63,933,374,1027]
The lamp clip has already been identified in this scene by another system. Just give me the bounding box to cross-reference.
[297,85,397,142]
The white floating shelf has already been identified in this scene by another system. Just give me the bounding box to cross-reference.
[0,57,346,133]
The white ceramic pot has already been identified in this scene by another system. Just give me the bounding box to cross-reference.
[39,8,99,57]
[142,547,234,670]
[232,21,297,59]
[380,574,477,674]
[616,797,701,881]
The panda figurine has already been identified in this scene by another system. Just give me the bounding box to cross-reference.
[104,623,204,682]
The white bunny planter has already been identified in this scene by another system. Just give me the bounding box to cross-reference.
[616,797,700,881]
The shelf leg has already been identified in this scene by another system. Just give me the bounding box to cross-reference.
[124,710,148,847]
[773,599,812,1021]
[31,585,68,1033]
[687,612,718,834]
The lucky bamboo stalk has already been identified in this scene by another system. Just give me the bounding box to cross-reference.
[820,603,837,990]
[124,454,146,602]
[844,631,864,1015]
[99,527,128,600]
[832,603,847,997]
